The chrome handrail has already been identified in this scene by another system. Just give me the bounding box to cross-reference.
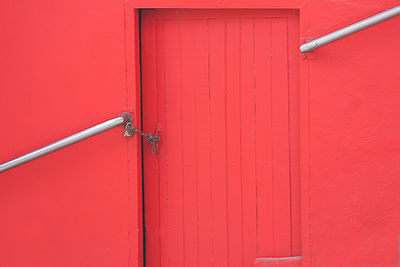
[300,5,400,53]
[0,113,132,173]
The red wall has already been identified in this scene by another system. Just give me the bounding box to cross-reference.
[1,0,400,266]
[306,3,400,266]
[0,0,142,266]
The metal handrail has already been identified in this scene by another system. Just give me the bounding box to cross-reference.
[0,113,132,173]
[300,5,400,53]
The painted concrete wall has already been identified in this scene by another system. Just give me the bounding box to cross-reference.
[0,0,142,266]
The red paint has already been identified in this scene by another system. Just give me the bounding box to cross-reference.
[141,9,300,266]
[254,257,302,267]
[1,0,400,266]
[0,1,142,266]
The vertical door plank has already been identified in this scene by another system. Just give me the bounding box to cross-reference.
[208,18,229,267]
[240,17,258,265]
[194,19,214,267]
[254,18,274,257]
[155,19,168,266]
[287,10,301,257]
[270,18,291,256]
[225,18,243,267]
[162,19,185,266]
[141,12,161,267]
[180,19,200,267]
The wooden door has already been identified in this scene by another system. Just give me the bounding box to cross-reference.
[141,9,300,267]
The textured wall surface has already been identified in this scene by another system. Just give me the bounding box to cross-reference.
[0,0,141,266]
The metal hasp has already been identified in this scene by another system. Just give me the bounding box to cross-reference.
[300,5,400,53]
[0,113,132,173]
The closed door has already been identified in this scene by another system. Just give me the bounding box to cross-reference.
[141,9,300,267]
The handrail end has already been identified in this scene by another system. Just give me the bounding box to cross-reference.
[299,44,309,53]
[121,112,132,124]
[300,41,318,53]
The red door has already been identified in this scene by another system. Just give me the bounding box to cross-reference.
[141,9,300,266]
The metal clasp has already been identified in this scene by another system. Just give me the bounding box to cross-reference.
[124,122,161,155]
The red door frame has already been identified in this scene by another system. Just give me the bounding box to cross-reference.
[123,1,311,266]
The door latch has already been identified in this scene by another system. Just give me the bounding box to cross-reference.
[124,122,160,154]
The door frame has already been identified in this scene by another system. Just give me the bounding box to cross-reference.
[123,1,312,266]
